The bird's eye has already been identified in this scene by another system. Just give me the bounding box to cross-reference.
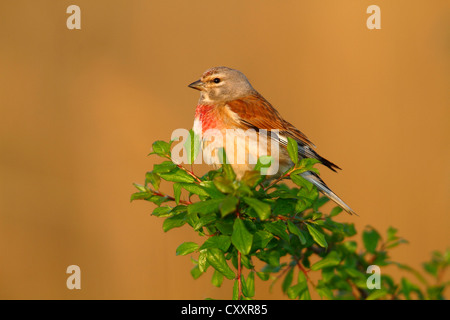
[213,78,221,83]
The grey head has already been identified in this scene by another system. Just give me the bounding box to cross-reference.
[188,66,256,104]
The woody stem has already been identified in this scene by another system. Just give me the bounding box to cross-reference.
[263,170,292,191]
[236,209,243,300]
[152,190,192,205]
[176,164,202,183]
[296,259,316,289]
[237,250,242,300]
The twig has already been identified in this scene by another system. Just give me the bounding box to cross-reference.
[237,250,242,300]
[296,261,316,289]
[273,263,295,284]
[152,190,192,205]
[263,169,293,191]
[177,164,202,183]
[235,209,243,300]
[437,265,447,285]
[163,154,202,183]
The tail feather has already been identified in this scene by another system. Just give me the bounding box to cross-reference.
[300,171,357,216]
[297,145,341,172]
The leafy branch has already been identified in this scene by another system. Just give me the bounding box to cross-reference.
[132,136,450,300]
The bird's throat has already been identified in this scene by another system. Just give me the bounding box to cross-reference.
[194,104,218,133]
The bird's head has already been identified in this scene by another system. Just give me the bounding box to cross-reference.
[188,66,255,103]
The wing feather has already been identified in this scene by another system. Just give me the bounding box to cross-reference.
[225,93,341,172]
[226,93,315,147]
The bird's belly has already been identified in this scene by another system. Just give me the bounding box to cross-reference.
[200,128,291,179]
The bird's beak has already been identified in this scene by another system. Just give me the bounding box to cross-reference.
[188,79,205,91]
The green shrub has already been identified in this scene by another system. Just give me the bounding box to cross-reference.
[132,137,449,300]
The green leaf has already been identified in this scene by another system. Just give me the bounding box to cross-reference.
[241,170,262,187]
[264,221,289,243]
[385,239,408,249]
[393,262,428,286]
[299,158,321,170]
[311,251,341,271]
[231,219,253,255]
[252,230,274,250]
[341,241,358,253]
[153,161,176,173]
[200,235,232,252]
[256,272,270,281]
[176,242,199,256]
[193,213,218,231]
[265,250,281,267]
[184,129,201,164]
[342,223,357,237]
[179,183,209,197]
[297,271,311,300]
[190,265,203,279]
[173,183,182,205]
[290,174,314,191]
[363,227,380,253]
[200,181,226,198]
[321,268,335,283]
[305,223,328,248]
[287,285,299,299]
[423,261,438,277]
[282,268,294,293]
[287,273,310,300]
[316,282,334,299]
[219,196,239,217]
[287,137,299,165]
[130,191,150,201]
[149,140,171,156]
[152,206,172,217]
[198,250,208,272]
[243,197,271,220]
[295,198,311,213]
[206,248,235,280]
[145,171,161,190]
[329,206,343,217]
[145,194,171,206]
[313,196,329,211]
[218,148,236,181]
[159,168,195,183]
[211,270,224,288]
[222,163,236,181]
[386,226,398,242]
[272,198,296,216]
[297,183,319,201]
[345,267,366,281]
[254,155,273,175]
[244,271,255,297]
[213,176,234,194]
[132,183,147,192]
[366,289,389,300]
[162,212,187,232]
[312,211,322,220]
[188,199,222,215]
[185,211,199,229]
[287,221,306,245]
[215,220,234,236]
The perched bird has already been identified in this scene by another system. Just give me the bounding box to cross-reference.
[188,66,356,215]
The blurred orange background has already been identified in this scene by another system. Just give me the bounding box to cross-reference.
[0,1,448,299]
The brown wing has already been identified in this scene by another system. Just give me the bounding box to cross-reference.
[226,93,341,172]
[225,93,315,148]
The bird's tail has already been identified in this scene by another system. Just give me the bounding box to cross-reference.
[300,171,357,215]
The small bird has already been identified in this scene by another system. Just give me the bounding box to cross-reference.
[188,66,356,215]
